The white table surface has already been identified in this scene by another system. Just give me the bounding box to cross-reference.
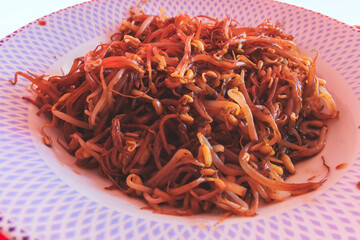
[0,0,359,40]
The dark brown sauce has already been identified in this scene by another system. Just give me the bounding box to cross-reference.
[307,175,316,181]
[335,163,348,170]
[357,181,360,190]
[38,20,47,26]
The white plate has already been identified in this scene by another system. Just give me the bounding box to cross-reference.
[1,0,360,239]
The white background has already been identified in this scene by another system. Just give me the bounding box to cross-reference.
[0,0,359,39]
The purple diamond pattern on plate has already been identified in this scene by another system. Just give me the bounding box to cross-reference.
[0,0,360,239]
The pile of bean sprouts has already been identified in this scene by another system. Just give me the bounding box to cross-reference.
[13,9,338,216]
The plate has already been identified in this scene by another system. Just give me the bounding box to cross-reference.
[1,0,360,239]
